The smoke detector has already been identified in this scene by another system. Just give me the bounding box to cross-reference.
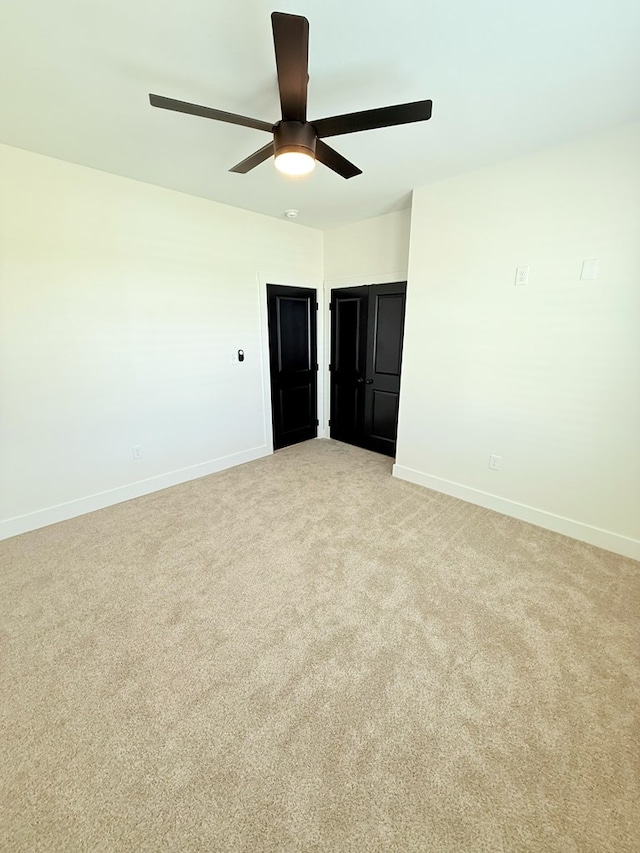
[285,209,299,219]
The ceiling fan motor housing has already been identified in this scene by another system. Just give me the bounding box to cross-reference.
[274,121,317,158]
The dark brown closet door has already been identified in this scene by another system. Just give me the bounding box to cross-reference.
[330,282,406,457]
[267,284,318,450]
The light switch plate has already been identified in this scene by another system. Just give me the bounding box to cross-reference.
[581,258,599,280]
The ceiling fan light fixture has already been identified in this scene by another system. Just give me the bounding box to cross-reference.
[275,150,315,176]
[273,121,317,177]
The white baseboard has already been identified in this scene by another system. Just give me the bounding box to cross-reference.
[0,445,271,542]
[392,464,640,563]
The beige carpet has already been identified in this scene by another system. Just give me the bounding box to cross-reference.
[1,439,638,852]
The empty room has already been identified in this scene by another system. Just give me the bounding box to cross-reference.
[1,1,639,851]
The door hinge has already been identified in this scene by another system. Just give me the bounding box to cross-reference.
[329,303,332,311]
[328,364,332,371]
[316,302,319,310]
[316,363,319,371]
[316,419,319,426]
[328,419,331,426]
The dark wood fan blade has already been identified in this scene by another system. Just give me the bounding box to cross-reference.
[315,140,362,179]
[313,99,432,139]
[229,142,274,174]
[149,94,273,133]
[271,12,309,122]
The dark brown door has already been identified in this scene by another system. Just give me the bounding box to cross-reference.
[328,286,368,447]
[362,282,406,456]
[267,284,318,450]
[330,282,406,457]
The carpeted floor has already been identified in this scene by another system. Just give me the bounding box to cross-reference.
[1,438,639,852]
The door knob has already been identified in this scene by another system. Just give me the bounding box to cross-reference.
[356,377,365,384]
[365,379,373,384]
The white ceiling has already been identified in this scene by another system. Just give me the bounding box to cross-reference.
[1,0,639,229]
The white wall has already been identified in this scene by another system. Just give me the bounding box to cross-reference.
[0,144,323,538]
[395,122,640,560]
[321,209,411,430]
[323,209,411,286]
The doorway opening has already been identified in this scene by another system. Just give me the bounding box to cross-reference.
[329,282,406,457]
[266,284,318,450]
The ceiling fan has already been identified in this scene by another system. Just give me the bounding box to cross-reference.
[149,11,432,179]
